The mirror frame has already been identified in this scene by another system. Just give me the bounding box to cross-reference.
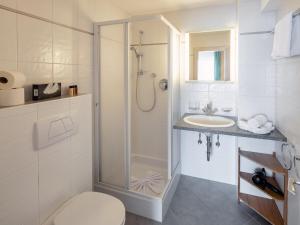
[184,28,237,83]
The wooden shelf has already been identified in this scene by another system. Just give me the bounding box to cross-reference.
[239,150,286,174]
[240,172,284,201]
[238,148,288,225]
[240,193,284,225]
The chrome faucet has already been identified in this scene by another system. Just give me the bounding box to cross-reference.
[202,101,218,115]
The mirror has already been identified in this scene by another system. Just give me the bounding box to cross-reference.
[188,30,235,82]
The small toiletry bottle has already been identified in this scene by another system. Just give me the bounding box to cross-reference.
[69,85,78,96]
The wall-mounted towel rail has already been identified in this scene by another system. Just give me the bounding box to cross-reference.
[240,8,300,36]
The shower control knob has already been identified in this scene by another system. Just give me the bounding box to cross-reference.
[159,79,168,91]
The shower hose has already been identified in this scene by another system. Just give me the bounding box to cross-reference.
[135,73,156,112]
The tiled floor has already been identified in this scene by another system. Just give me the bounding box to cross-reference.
[125,175,271,225]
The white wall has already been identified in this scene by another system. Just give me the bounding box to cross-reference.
[275,1,300,224]
[163,3,237,32]
[0,0,127,100]
[0,95,93,225]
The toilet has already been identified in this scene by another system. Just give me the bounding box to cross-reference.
[43,192,126,225]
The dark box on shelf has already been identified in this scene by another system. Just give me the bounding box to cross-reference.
[32,83,62,101]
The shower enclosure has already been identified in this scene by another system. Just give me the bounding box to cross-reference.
[93,15,181,221]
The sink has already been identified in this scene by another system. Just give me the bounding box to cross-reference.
[183,115,235,128]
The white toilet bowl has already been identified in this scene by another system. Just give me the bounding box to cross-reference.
[43,192,125,225]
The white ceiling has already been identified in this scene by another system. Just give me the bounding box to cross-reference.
[110,0,235,15]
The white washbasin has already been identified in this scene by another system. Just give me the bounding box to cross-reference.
[183,115,235,128]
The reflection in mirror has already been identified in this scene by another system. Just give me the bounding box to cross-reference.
[188,30,235,82]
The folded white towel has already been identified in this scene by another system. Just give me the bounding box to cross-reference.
[237,119,249,131]
[247,114,268,129]
[291,14,300,56]
[251,125,275,135]
[238,115,274,134]
[272,11,294,59]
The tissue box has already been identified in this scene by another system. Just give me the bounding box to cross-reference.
[32,83,61,101]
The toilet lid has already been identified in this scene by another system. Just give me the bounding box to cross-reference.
[54,192,125,225]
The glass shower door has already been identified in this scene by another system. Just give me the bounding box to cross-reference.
[98,23,129,188]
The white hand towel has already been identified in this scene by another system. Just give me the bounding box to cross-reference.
[247,114,268,129]
[237,119,249,131]
[291,14,300,56]
[238,115,274,135]
[264,121,274,130]
[250,124,275,135]
[272,11,294,59]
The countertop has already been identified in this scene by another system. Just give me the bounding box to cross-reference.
[173,114,287,142]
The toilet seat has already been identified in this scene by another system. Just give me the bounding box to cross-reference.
[53,192,125,225]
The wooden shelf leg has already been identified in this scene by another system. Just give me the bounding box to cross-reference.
[238,147,241,204]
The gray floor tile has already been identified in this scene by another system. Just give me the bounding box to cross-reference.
[125,175,272,225]
[245,219,261,225]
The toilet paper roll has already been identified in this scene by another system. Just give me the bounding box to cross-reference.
[0,71,26,90]
[0,88,25,107]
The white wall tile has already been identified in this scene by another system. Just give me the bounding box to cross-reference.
[183,82,209,92]
[238,96,275,121]
[0,61,17,70]
[69,95,93,193]
[19,62,53,84]
[19,62,53,100]
[77,0,94,32]
[0,9,17,62]
[53,0,78,27]
[131,20,169,44]
[71,154,92,194]
[0,0,17,8]
[238,0,275,33]
[239,63,275,97]
[53,25,78,64]
[276,56,300,151]
[0,164,39,225]
[78,64,92,78]
[78,32,93,65]
[239,34,273,65]
[17,0,53,20]
[0,105,37,179]
[78,76,92,94]
[38,139,72,224]
[18,15,52,63]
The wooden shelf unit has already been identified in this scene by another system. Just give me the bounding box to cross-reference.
[239,172,284,201]
[238,148,288,225]
[240,193,284,225]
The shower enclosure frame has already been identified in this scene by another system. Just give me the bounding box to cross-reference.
[93,15,181,222]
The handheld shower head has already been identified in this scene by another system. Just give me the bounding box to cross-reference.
[130,46,139,57]
[130,46,140,58]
